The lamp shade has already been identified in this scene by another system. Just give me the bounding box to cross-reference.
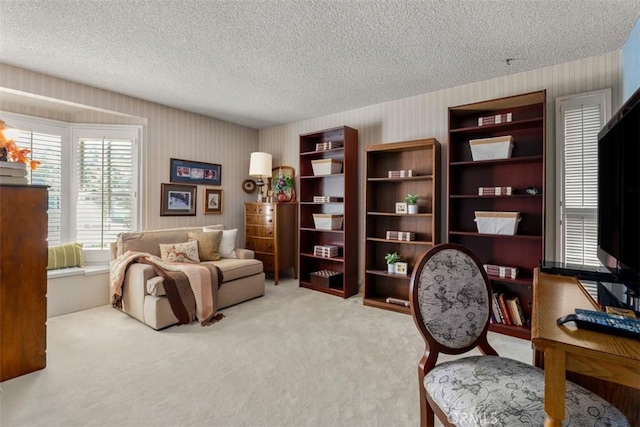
[249,152,272,177]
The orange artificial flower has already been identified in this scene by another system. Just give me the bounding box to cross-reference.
[0,120,40,170]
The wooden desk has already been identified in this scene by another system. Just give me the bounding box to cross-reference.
[532,268,640,426]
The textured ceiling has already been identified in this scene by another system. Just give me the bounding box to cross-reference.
[1,1,639,129]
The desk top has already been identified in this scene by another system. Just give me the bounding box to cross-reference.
[532,268,640,363]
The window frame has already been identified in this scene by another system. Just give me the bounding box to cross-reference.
[1,111,143,256]
[555,89,611,265]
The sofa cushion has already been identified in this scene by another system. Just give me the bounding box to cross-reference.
[117,225,224,257]
[159,240,200,263]
[219,228,238,259]
[188,230,222,261]
[204,258,263,282]
[47,242,85,270]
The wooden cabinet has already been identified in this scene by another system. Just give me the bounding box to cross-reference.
[298,126,358,298]
[448,90,546,339]
[0,184,48,381]
[244,202,297,285]
[363,139,440,313]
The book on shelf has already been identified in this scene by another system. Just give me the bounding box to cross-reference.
[497,293,513,325]
[478,113,512,126]
[313,196,343,203]
[483,264,518,279]
[385,297,410,307]
[478,186,513,196]
[315,141,343,151]
[506,296,523,326]
[385,231,416,241]
[387,169,416,178]
[491,293,505,324]
[313,245,338,258]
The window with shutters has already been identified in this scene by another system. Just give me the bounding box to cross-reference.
[555,90,611,268]
[2,113,141,252]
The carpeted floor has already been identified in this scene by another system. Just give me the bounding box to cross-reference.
[0,278,532,427]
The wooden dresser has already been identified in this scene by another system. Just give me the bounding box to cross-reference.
[244,202,297,284]
[1,184,48,381]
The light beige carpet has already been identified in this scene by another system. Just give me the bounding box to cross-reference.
[0,278,532,427]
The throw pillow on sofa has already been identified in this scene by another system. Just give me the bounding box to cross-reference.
[188,230,222,261]
[159,240,200,263]
[47,242,84,270]
[219,228,238,259]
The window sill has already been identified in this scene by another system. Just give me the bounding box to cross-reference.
[47,263,110,279]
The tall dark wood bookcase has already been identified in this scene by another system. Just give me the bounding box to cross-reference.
[447,90,546,340]
[363,139,440,313]
[298,126,358,298]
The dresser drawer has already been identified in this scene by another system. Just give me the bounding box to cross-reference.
[245,213,274,226]
[245,203,275,215]
[245,224,274,238]
[245,237,275,253]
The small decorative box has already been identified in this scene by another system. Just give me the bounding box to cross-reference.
[310,270,343,288]
[313,245,339,258]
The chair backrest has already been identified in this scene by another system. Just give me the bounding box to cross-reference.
[410,243,493,353]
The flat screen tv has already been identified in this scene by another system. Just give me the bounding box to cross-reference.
[597,86,640,287]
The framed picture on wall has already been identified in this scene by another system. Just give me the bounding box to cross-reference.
[160,183,197,216]
[170,158,222,186]
[204,188,223,214]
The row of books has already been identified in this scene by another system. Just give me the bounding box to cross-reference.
[313,196,343,203]
[478,112,513,126]
[315,141,342,151]
[478,186,513,196]
[483,263,518,279]
[388,169,416,178]
[385,231,415,241]
[491,292,527,327]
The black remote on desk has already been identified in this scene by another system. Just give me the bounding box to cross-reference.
[556,309,640,340]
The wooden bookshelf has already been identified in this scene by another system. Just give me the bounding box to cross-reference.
[363,139,440,313]
[298,126,359,298]
[448,90,546,339]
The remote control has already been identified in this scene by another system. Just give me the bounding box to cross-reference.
[556,309,640,340]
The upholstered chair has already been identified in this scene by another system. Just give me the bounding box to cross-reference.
[409,243,629,427]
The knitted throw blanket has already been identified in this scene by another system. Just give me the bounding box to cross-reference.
[111,251,224,326]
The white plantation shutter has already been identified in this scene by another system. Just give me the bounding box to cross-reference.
[556,90,610,299]
[12,126,65,245]
[75,136,135,249]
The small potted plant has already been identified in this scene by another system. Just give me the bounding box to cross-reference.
[384,252,401,274]
[405,193,418,214]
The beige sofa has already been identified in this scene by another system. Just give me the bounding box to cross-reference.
[110,226,265,330]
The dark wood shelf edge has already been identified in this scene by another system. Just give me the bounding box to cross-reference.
[363,297,411,314]
[367,237,435,245]
[450,194,543,199]
[449,117,543,133]
[300,173,344,179]
[488,322,531,340]
[300,280,350,298]
[365,269,412,280]
[367,176,433,182]
[300,252,344,262]
[300,147,345,156]
[450,155,543,167]
[449,231,542,240]
[488,275,533,287]
[300,227,345,234]
[366,212,433,217]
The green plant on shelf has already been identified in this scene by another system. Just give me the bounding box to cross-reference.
[404,193,418,205]
[384,252,401,265]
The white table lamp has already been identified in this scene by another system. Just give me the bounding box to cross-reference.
[249,152,272,202]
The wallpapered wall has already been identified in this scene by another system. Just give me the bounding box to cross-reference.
[0,52,624,273]
[0,63,259,234]
[259,51,623,277]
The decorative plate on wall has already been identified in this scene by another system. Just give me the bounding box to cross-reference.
[242,179,257,193]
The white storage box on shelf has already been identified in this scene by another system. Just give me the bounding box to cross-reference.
[311,159,342,175]
[474,211,521,235]
[469,135,514,161]
[312,214,343,230]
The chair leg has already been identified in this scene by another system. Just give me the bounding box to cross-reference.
[418,369,434,427]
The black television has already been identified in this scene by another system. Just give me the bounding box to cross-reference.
[597,86,640,288]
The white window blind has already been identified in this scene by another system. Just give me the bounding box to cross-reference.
[556,89,610,298]
[75,137,134,249]
[13,129,64,245]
